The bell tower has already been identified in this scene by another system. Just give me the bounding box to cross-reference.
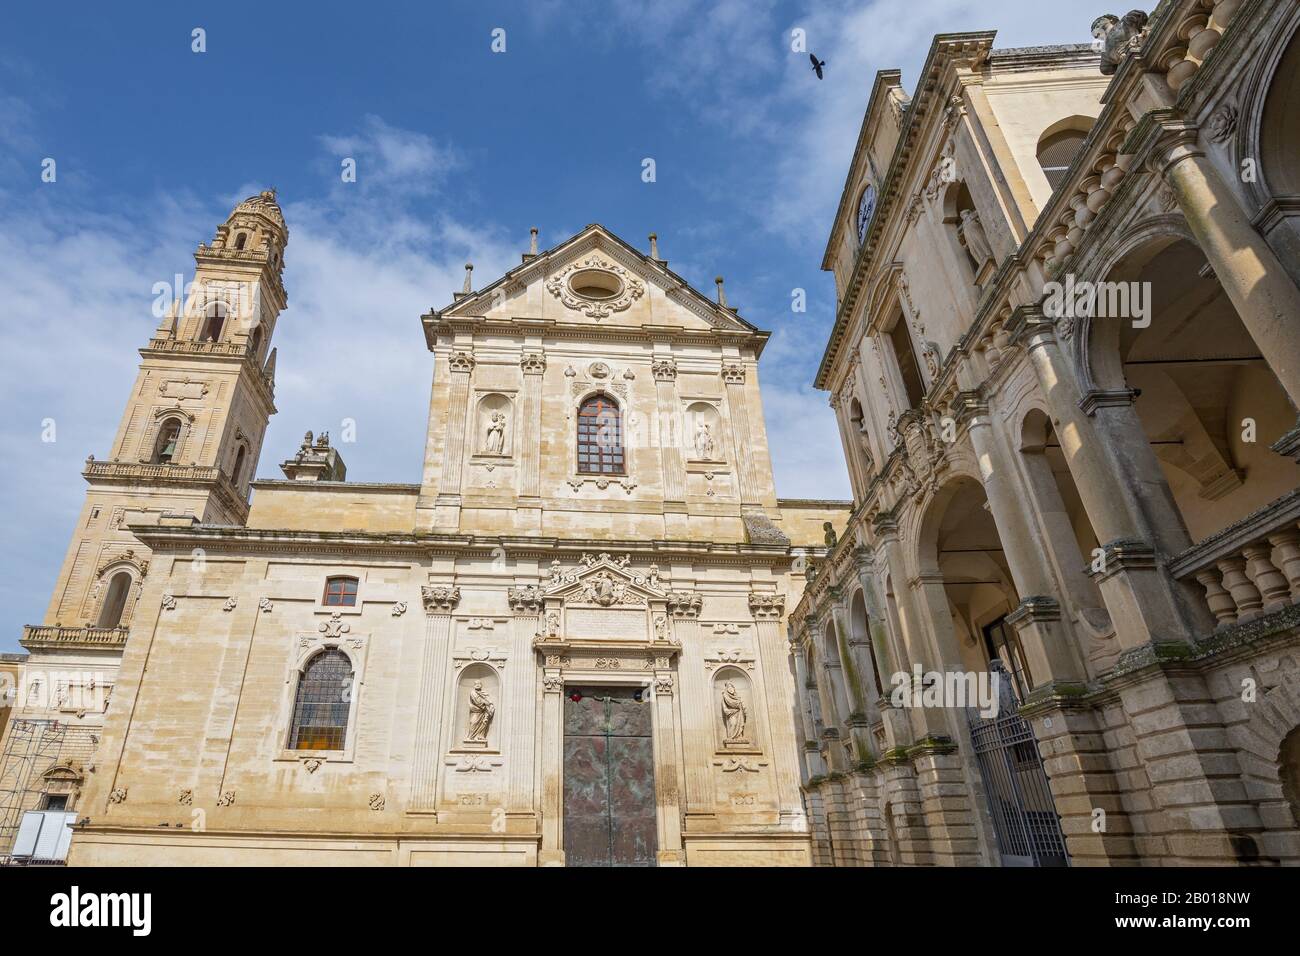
[30,190,289,635]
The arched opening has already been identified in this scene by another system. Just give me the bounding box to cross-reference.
[1261,28,1300,197]
[230,444,248,486]
[1036,121,1091,192]
[576,393,624,475]
[152,418,182,464]
[920,476,1027,696]
[1090,237,1299,544]
[820,618,853,727]
[234,232,248,251]
[287,649,354,751]
[96,571,132,628]
[849,589,885,696]
[1280,725,1300,827]
[200,304,225,343]
[1019,408,1109,642]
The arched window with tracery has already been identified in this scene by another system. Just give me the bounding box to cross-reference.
[577,394,624,475]
[287,650,354,751]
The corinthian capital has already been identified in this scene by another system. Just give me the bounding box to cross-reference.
[421,585,461,614]
[507,585,544,613]
[665,590,702,618]
[748,591,786,620]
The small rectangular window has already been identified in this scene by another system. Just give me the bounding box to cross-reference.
[323,577,359,607]
[887,319,926,410]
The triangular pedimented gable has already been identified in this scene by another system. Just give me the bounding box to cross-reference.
[543,551,667,607]
[427,223,759,341]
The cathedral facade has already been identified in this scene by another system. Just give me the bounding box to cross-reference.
[794,0,1300,866]
[4,192,846,865]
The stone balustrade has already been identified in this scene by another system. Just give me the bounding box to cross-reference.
[145,337,249,357]
[1169,490,1300,627]
[21,624,128,649]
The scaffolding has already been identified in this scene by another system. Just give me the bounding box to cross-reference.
[0,718,99,857]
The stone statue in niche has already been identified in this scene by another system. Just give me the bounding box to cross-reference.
[466,680,495,745]
[484,410,507,455]
[694,420,716,460]
[721,680,749,745]
[958,208,993,270]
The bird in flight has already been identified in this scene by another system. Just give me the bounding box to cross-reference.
[810,53,826,79]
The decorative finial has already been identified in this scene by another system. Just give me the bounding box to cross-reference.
[463,263,473,295]
[529,227,538,255]
[715,276,727,308]
[649,233,659,259]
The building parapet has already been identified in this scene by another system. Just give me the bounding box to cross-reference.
[20,625,128,651]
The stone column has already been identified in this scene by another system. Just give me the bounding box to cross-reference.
[652,357,686,505]
[958,395,1086,686]
[434,350,475,528]
[506,586,542,817]
[722,362,761,506]
[828,598,875,764]
[1155,124,1300,405]
[667,591,710,818]
[1017,316,1213,647]
[537,627,565,867]
[749,592,805,823]
[518,352,546,502]
[791,642,828,779]
[650,645,685,866]
[410,585,460,810]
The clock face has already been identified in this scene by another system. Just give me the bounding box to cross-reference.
[856,185,876,244]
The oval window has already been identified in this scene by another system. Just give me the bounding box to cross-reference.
[569,268,622,300]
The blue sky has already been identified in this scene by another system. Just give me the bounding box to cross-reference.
[0,0,1088,650]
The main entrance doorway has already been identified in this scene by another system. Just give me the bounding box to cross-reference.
[562,686,658,867]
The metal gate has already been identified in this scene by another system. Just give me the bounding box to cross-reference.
[968,667,1069,867]
[562,686,657,867]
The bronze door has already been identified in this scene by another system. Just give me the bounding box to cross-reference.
[562,686,658,867]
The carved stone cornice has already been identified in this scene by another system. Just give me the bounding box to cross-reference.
[1078,388,1141,416]
[421,585,462,614]
[748,592,786,620]
[1005,595,1062,629]
[665,590,702,618]
[950,389,989,429]
[507,585,544,614]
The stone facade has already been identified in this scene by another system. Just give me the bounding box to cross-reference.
[795,0,1300,866]
[0,200,851,865]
